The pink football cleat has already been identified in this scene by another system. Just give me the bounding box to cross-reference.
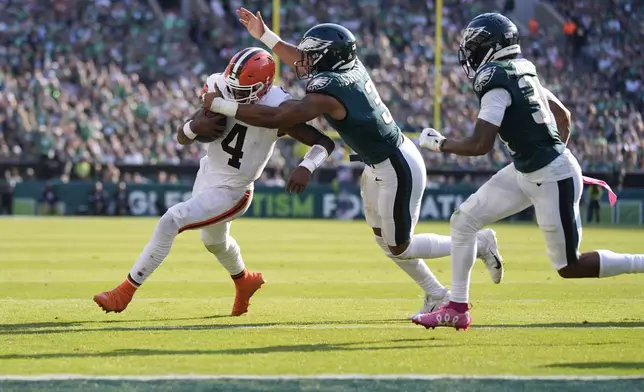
[411,303,472,331]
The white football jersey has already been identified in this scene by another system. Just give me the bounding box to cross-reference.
[201,73,291,190]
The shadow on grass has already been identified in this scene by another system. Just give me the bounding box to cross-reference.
[477,321,644,329]
[544,362,644,370]
[0,338,431,360]
[0,318,408,336]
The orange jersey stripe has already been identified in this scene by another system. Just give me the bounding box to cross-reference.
[178,191,252,233]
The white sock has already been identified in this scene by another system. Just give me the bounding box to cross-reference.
[205,236,246,276]
[375,235,446,296]
[598,250,644,278]
[399,232,488,260]
[129,213,179,286]
[449,212,480,303]
[398,233,452,259]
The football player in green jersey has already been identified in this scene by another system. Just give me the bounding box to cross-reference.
[414,13,644,331]
[201,8,505,317]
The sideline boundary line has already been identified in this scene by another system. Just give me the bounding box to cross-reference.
[1,374,644,381]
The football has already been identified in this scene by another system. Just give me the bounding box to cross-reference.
[193,110,227,143]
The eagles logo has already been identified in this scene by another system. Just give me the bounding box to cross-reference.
[461,26,487,47]
[307,77,332,92]
[474,67,495,93]
[297,36,333,52]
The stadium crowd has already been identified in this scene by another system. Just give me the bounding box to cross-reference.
[1,0,642,187]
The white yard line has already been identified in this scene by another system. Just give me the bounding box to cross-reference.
[0,374,643,381]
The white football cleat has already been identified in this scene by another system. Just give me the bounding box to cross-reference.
[477,228,504,284]
[408,288,450,320]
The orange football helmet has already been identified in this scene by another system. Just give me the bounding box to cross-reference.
[223,47,276,104]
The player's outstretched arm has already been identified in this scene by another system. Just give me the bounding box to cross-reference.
[421,88,506,156]
[440,119,499,156]
[204,93,338,130]
[544,88,571,144]
[236,8,301,70]
[279,122,335,194]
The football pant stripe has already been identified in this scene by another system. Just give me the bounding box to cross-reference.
[389,150,414,246]
[178,190,252,233]
[557,177,580,265]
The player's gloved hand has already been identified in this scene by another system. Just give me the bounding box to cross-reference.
[286,167,311,194]
[419,128,446,152]
[237,8,267,41]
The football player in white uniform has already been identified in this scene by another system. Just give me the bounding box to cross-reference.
[94,48,335,316]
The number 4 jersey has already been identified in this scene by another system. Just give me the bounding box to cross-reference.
[474,59,565,173]
[200,73,292,190]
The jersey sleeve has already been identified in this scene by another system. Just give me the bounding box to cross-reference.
[202,73,223,95]
[306,74,342,96]
[473,64,511,101]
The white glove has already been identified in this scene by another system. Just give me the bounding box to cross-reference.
[419,128,446,152]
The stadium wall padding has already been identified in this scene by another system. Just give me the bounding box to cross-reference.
[10,181,642,224]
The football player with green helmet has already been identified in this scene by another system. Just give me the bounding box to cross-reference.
[413,13,643,331]
[201,8,506,317]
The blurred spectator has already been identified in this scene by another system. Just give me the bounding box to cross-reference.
[39,182,59,215]
[88,182,107,215]
[0,0,642,185]
[0,169,18,215]
[113,182,130,216]
[586,185,602,223]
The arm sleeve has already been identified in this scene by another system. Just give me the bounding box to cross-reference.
[477,88,512,126]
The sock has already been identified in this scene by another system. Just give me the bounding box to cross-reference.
[449,211,481,303]
[447,301,469,313]
[129,213,179,286]
[375,235,446,297]
[398,232,487,260]
[398,233,452,259]
[205,236,246,277]
[598,250,644,278]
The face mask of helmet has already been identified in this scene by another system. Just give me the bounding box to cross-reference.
[223,79,265,104]
[295,51,324,80]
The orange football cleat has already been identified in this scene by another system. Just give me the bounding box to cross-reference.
[231,270,265,316]
[93,279,137,313]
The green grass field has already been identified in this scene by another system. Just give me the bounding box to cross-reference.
[1,218,644,391]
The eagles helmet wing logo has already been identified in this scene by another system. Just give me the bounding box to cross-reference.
[297,36,334,52]
[306,77,332,92]
[474,66,495,93]
[461,26,487,46]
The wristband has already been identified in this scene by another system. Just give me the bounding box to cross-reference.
[298,144,329,173]
[182,121,197,140]
[260,29,281,50]
[210,97,239,117]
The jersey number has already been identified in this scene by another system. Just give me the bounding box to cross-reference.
[499,75,559,156]
[518,75,554,125]
[221,124,247,169]
[364,80,393,125]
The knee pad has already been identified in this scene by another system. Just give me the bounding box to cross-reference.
[450,210,481,234]
[205,242,226,255]
[204,236,236,256]
[159,212,180,233]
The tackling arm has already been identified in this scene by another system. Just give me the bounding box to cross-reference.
[544,88,571,144]
[207,93,338,130]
